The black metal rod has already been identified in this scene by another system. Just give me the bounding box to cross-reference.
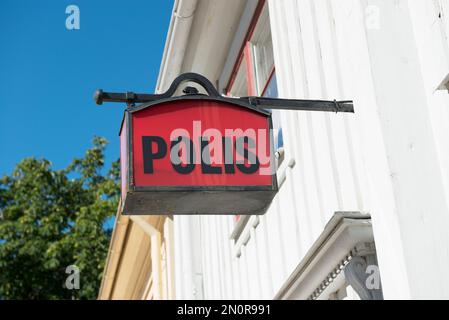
[94,72,354,113]
[241,97,354,113]
[95,89,354,113]
[94,89,161,105]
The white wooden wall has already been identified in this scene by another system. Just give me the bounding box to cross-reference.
[174,0,449,300]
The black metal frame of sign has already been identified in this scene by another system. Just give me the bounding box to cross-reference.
[95,73,354,215]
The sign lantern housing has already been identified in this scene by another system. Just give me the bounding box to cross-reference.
[118,74,277,215]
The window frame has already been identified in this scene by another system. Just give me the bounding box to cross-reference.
[225,0,281,243]
[226,0,268,97]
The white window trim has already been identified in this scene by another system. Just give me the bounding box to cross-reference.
[230,215,259,258]
[229,156,295,258]
[274,212,378,300]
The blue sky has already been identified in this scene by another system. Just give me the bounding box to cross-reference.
[0,0,173,176]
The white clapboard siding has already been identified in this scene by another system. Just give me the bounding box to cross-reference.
[175,0,449,299]
[194,0,370,299]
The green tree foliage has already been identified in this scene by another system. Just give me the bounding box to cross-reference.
[0,137,120,299]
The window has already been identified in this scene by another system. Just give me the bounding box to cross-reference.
[263,73,283,152]
[228,2,283,156]
[226,1,284,250]
[227,3,273,98]
[250,7,274,96]
[228,59,248,97]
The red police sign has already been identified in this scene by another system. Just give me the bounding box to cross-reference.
[119,96,277,215]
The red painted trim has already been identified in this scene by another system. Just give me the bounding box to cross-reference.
[244,42,256,95]
[245,0,267,48]
[226,55,244,96]
[225,0,267,95]
[261,66,276,97]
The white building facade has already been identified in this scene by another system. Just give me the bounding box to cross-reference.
[153,0,449,300]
